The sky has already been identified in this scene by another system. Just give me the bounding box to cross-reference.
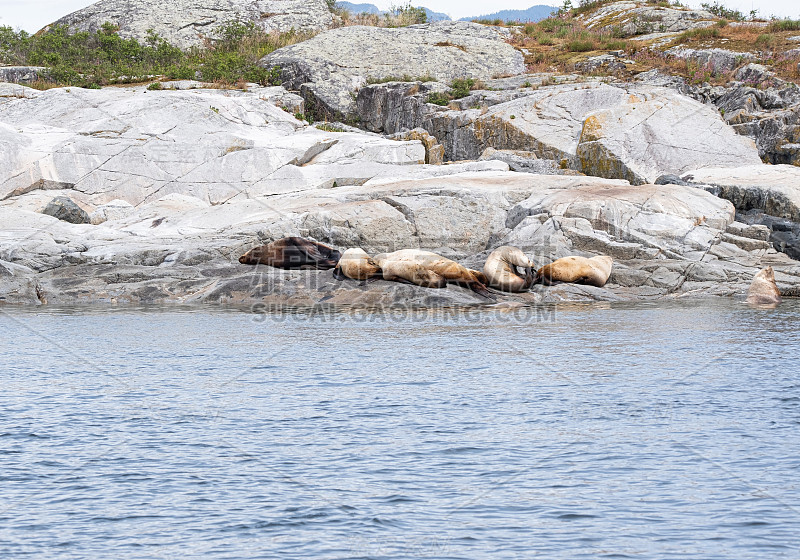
[0,0,798,33]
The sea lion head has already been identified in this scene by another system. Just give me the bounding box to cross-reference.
[747,266,782,306]
[239,245,273,265]
[483,246,535,292]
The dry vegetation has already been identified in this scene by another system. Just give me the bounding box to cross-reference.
[508,5,800,84]
[331,2,428,28]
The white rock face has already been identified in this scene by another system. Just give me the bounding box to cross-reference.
[0,84,425,207]
[575,86,763,184]
[1,84,799,306]
[261,22,526,119]
[396,82,762,183]
[46,0,335,49]
[666,47,756,73]
[684,165,800,221]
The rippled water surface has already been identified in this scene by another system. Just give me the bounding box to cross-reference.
[2,300,800,559]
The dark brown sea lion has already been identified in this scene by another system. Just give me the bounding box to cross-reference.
[483,246,535,293]
[239,237,341,269]
[746,266,782,306]
[372,249,494,299]
[535,255,613,288]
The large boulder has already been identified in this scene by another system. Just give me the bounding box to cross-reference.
[574,86,763,184]
[0,84,426,207]
[580,1,715,35]
[716,67,800,167]
[685,165,800,261]
[356,81,762,183]
[0,67,50,84]
[41,196,90,224]
[664,47,755,74]
[260,22,525,120]
[684,165,800,222]
[44,0,335,50]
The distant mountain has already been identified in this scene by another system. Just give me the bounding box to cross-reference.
[335,2,451,21]
[422,7,451,22]
[336,2,381,14]
[461,5,557,23]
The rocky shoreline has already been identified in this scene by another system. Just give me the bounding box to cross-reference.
[2,2,799,308]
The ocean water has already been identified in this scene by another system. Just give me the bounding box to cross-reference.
[1,300,799,559]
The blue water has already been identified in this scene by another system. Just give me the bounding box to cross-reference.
[1,300,799,559]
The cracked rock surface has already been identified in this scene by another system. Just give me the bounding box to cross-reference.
[356,80,762,182]
[579,1,715,35]
[46,0,335,49]
[1,83,799,307]
[260,22,525,120]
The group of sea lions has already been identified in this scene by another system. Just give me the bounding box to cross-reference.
[238,237,614,299]
[239,236,786,305]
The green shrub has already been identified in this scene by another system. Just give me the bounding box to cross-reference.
[449,78,475,99]
[538,18,566,33]
[603,40,627,50]
[755,33,776,48]
[538,35,555,46]
[610,25,627,38]
[770,19,800,32]
[147,81,163,90]
[567,39,596,52]
[427,91,450,105]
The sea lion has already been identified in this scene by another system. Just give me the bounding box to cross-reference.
[239,237,341,269]
[535,255,613,288]
[333,248,382,281]
[746,266,782,305]
[483,246,535,293]
[373,249,493,298]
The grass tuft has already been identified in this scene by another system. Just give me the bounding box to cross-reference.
[675,27,721,43]
[769,19,800,32]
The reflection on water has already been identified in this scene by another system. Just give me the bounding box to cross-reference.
[1,299,799,559]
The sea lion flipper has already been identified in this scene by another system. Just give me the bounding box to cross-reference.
[468,281,496,300]
[332,266,346,280]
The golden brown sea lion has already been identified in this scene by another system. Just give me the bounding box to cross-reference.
[333,248,382,281]
[380,259,448,288]
[239,237,341,269]
[535,255,613,287]
[373,249,493,298]
[483,246,535,293]
[746,266,782,305]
